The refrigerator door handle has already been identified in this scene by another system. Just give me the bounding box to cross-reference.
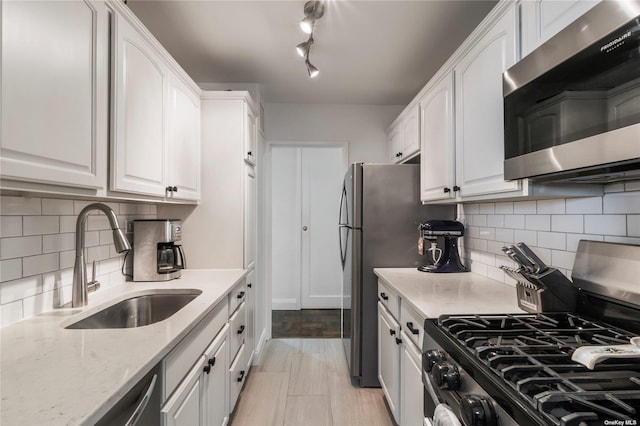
[339,225,349,268]
[338,184,349,226]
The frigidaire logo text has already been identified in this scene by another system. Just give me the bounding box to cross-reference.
[601,30,632,52]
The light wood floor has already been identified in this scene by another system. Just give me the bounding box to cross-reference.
[230,338,394,426]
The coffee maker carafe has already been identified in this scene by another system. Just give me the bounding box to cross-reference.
[133,219,186,281]
[418,220,468,273]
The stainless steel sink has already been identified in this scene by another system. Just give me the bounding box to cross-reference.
[65,290,202,329]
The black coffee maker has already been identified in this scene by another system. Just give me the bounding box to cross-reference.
[418,220,468,273]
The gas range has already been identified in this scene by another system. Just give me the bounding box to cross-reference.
[421,241,640,426]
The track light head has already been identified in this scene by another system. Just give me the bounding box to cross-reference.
[296,36,314,58]
[300,1,324,34]
[305,57,319,78]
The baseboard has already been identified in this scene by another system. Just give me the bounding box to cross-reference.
[272,298,298,310]
[252,328,268,366]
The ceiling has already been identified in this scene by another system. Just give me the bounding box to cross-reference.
[127,0,498,105]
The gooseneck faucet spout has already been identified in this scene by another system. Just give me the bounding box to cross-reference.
[72,203,131,307]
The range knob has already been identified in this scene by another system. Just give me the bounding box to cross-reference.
[460,395,497,426]
[431,361,460,391]
[424,349,447,370]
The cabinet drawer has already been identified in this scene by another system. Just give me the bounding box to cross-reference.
[378,280,400,320]
[229,343,247,412]
[163,299,228,401]
[228,279,247,316]
[229,301,246,361]
[400,301,424,350]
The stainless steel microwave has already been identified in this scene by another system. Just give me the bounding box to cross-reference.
[503,0,640,183]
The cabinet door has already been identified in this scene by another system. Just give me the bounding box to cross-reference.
[520,0,600,58]
[244,106,257,165]
[378,302,400,424]
[455,7,520,198]
[244,165,256,270]
[1,0,108,189]
[401,105,420,160]
[203,328,229,426]
[401,332,424,426]
[111,13,167,197]
[229,344,247,413]
[388,125,402,164]
[167,75,201,201]
[245,268,256,370]
[420,73,456,202]
[161,356,205,426]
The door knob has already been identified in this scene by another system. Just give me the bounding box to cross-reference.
[303,226,308,231]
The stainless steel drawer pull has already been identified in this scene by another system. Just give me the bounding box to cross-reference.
[406,322,420,335]
[380,292,389,301]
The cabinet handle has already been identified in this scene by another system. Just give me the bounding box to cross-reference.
[237,291,245,299]
[380,292,389,301]
[443,187,451,193]
[247,151,252,157]
[406,322,420,335]
[398,152,403,157]
[172,186,178,192]
[248,283,252,288]
[203,365,211,375]
[237,370,246,382]
[395,337,403,345]
[166,186,173,192]
[453,185,460,192]
[389,328,396,336]
[208,357,216,367]
[237,325,246,335]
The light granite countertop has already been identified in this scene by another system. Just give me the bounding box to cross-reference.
[373,268,525,319]
[0,269,247,426]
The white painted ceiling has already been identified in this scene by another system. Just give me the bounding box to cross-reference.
[127,0,497,105]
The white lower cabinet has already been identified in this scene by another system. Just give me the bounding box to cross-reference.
[162,355,206,426]
[378,301,401,424]
[401,331,424,426]
[202,327,229,426]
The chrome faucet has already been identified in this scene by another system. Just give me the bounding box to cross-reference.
[72,203,132,307]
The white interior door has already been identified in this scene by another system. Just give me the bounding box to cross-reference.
[271,144,345,310]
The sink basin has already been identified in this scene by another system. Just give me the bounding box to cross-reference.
[65,290,202,329]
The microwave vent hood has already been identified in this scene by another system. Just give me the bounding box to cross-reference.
[502,0,640,183]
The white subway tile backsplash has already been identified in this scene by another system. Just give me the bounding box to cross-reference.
[514,201,536,214]
[87,215,110,231]
[463,204,480,215]
[1,236,42,260]
[487,265,505,283]
[87,245,111,263]
[60,216,76,233]
[23,291,56,319]
[629,215,640,237]
[495,228,514,242]
[479,228,496,240]
[504,215,525,229]
[514,230,537,246]
[566,197,602,214]
[0,216,22,238]
[467,226,480,238]
[537,232,566,250]
[487,215,505,228]
[42,268,73,293]
[585,215,626,236]
[1,196,41,215]
[537,199,565,214]
[119,203,138,215]
[0,276,42,304]
[469,260,488,276]
[23,253,59,277]
[1,301,23,327]
[495,202,514,214]
[43,233,75,253]
[532,247,552,266]
[42,199,74,215]
[551,215,584,233]
[525,215,550,231]
[487,240,505,255]
[84,231,100,248]
[23,216,59,236]
[59,250,75,269]
[551,250,576,270]
[479,203,495,214]
[604,193,640,214]
[472,215,487,227]
[0,259,22,282]
[566,234,604,252]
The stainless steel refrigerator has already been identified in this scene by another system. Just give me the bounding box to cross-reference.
[338,163,454,387]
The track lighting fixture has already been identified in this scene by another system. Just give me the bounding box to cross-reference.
[296,36,314,58]
[296,1,324,78]
[300,1,324,34]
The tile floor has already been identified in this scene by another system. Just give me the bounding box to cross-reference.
[271,309,341,338]
[230,338,394,426]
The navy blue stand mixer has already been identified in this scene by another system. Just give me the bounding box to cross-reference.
[418,220,468,273]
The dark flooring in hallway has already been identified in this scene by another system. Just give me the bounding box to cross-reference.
[272,309,341,338]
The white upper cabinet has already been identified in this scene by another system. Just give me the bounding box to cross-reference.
[420,72,455,202]
[454,5,519,199]
[244,109,257,166]
[111,12,167,197]
[110,5,201,201]
[520,0,600,58]
[167,75,201,201]
[387,104,420,164]
[1,0,108,189]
